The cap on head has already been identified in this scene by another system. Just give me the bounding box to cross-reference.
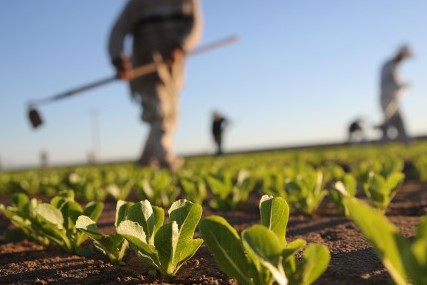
[396,45,413,59]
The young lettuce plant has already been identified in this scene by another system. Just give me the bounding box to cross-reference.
[61,171,107,202]
[0,193,49,245]
[200,195,330,285]
[33,190,104,254]
[362,171,404,212]
[340,194,427,285]
[259,169,286,198]
[177,175,207,205]
[105,180,134,202]
[329,174,357,216]
[351,158,405,212]
[414,155,427,182]
[352,158,404,187]
[205,169,255,211]
[116,199,203,278]
[75,201,129,264]
[284,169,327,215]
[134,170,179,208]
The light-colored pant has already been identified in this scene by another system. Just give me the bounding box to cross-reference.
[131,57,184,168]
[380,109,410,144]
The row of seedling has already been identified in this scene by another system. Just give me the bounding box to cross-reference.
[3,188,425,284]
[0,157,407,216]
[0,190,330,284]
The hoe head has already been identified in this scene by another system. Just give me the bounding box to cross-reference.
[28,106,43,129]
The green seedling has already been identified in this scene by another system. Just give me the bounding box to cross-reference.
[200,195,330,285]
[116,199,203,278]
[0,193,49,245]
[329,174,357,216]
[259,170,286,198]
[363,171,404,212]
[33,190,103,254]
[413,155,427,182]
[284,170,327,215]
[342,195,427,285]
[205,169,255,211]
[177,175,207,205]
[76,214,128,264]
[134,170,179,208]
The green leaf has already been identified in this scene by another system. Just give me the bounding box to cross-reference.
[343,196,417,285]
[410,216,427,285]
[205,175,229,197]
[155,221,179,276]
[35,203,64,229]
[127,200,164,244]
[115,200,133,227]
[242,225,287,285]
[84,202,104,222]
[259,195,289,246]
[169,200,201,237]
[386,173,405,197]
[169,200,202,258]
[59,200,83,230]
[175,238,203,269]
[76,215,128,263]
[282,238,306,260]
[299,244,330,285]
[117,220,156,255]
[75,215,104,239]
[342,174,357,197]
[200,216,253,285]
[11,193,30,212]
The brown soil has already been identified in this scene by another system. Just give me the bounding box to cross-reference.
[1,181,426,285]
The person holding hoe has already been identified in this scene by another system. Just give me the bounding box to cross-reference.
[108,0,203,171]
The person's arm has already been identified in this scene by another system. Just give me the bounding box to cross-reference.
[108,1,137,80]
[391,62,410,92]
[180,0,203,53]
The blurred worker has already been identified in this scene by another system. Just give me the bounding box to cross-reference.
[212,111,228,155]
[40,150,48,168]
[378,45,413,144]
[348,118,365,144]
[108,0,203,171]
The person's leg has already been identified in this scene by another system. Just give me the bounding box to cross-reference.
[214,133,222,155]
[379,118,390,144]
[391,110,411,145]
[135,83,160,166]
[152,60,184,171]
[138,123,158,166]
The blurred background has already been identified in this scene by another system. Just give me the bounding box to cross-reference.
[1,0,427,169]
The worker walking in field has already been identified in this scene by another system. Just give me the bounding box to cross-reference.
[108,0,203,171]
[212,111,229,155]
[378,45,413,144]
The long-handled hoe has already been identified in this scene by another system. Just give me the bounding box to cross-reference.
[27,35,238,129]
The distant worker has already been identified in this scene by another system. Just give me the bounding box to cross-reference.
[378,45,413,144]
[108,0,203,171]
[212,111,228,155]
[40,150,48,168]
[348,118,364,144]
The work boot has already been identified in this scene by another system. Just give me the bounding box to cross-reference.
[160,157,184,172]
[136,158,159,169]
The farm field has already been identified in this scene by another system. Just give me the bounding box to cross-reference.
[0,142,426,285]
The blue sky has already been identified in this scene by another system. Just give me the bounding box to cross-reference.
[1,1,427,169]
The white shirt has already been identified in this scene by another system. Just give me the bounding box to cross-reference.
[380,59,407,119]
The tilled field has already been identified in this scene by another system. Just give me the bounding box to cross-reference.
[0,181,426,285]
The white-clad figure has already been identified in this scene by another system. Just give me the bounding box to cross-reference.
[379,45,413,144]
